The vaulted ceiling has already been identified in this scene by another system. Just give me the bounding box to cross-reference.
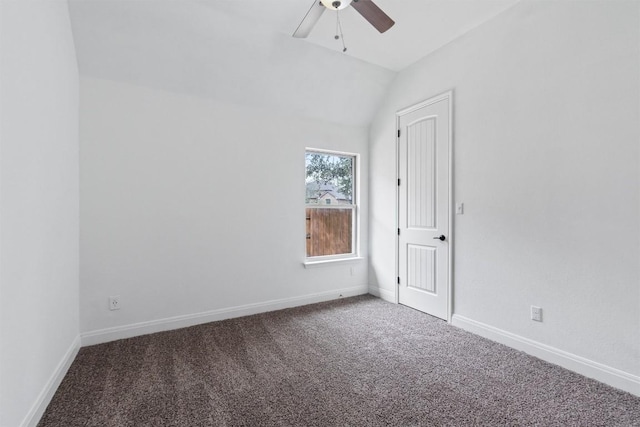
[68,0,518,126]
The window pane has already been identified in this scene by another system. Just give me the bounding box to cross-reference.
[306,207,353,257]
[305,152,353,204]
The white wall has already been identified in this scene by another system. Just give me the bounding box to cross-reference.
[370,0,639,387]
[80,77,369,339]
[0,2,80,426]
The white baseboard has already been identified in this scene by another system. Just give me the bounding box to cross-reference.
[451,314,640,397]
[21,335,81,427]
[368,285,396,303]
[81,285,369,346]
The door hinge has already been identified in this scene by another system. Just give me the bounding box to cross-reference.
[397,129,401,138]
[397,178,401,186]
[397,228,400,236]
[397,276,400,285]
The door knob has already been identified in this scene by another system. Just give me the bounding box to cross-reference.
[433,235,446,241]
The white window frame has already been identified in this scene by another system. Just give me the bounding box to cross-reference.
[304,148,359,264]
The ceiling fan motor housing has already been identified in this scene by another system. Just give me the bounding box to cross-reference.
[320,0,352,11]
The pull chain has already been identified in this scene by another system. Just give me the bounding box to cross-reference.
[334,10,347,52]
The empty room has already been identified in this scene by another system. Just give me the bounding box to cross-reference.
[1,0,639,425]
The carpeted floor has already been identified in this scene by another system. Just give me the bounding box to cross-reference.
[39,295,640,426]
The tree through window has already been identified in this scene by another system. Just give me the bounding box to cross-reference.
[305,150,356,259]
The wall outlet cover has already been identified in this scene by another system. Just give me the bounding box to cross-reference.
[109,296,121,311]
[531,306,542,322]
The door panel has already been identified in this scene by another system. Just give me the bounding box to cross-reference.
[397,93,451,320]
[407,117,437,230]
[407,244,436,293]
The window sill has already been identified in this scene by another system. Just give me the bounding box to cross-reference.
[303,257,365,269]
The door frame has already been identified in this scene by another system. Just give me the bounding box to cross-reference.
[395,90,454,322]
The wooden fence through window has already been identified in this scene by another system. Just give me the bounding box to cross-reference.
[306,208,352,257]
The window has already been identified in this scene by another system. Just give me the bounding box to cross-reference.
[305,150,356,260]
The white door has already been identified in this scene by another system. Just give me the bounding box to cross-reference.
[397,92,451,320]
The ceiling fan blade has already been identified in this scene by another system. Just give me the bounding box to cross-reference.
[351,0,395,33]
[293,1,326,38]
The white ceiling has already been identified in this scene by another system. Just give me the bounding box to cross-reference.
[68,0,519,126]
[194,0,520,71]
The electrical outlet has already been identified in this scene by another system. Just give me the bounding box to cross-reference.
[531,306,542,322]
[109,296,121,311]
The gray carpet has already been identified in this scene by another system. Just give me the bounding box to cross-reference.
[39,295,640,426]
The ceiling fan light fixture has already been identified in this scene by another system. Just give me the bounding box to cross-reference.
[293,0,393,39]
[320,0,352,11]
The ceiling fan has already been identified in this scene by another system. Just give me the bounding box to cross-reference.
[293,0,395,39]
